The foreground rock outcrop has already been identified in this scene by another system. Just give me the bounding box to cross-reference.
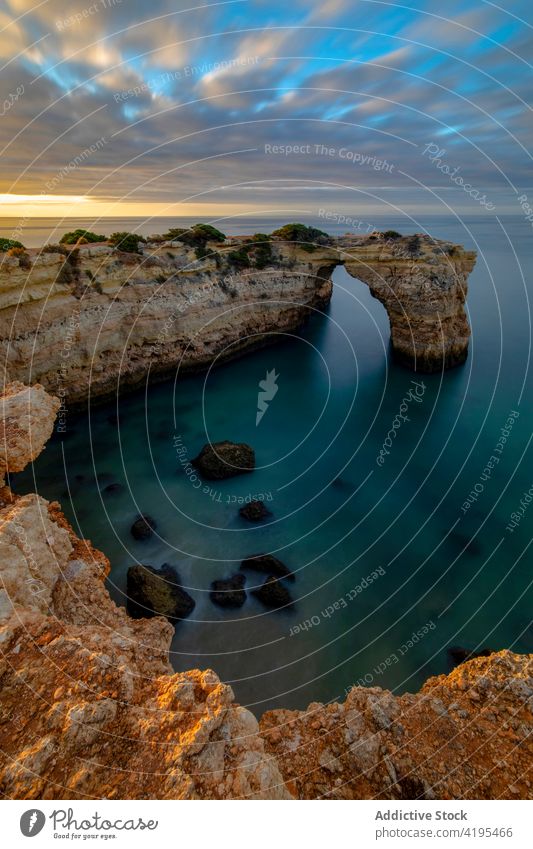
[261,653,532,799]
[0,230,476,407]
[0,383,289,799]
[0,382,530,800]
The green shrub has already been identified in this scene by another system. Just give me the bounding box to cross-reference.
[227,247,251,269]
[271,223,330,251]
[163,223,226,248]
[195,245,209,260]
[227,234,273,270]
[382,230,402,239]
[59,229,106,245]
[0,238,24,251]
[108,232,145,253]
[249,233,272,268]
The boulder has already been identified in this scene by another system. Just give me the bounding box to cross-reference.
[130,514,157,540]
[126,563,195,621]
[241,553,294,581]
[252,576,293,609]
[210,574,247,608]
[239,500,272,522]
[192,440,255,479]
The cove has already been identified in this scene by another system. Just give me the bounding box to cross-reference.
[14,220,533,716]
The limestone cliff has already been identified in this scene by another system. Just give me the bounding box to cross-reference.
[0,382,530,801]
[339,234,476,371]
[0,383,290,799]
[0,231,475,405]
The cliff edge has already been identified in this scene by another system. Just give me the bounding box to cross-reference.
[0,382,530,800]
[0,230,476,405]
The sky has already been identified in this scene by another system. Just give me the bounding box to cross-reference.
[0,0,532,219]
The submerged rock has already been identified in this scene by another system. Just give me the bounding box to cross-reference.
[448,646,494,668]
[210,574,247,608]
[239,499,272,522]
[103,482,124,494]
[252,575,293,609]
[130,514,157,540]
[192,441,255,479]
[127,563,195,621]
[241,553,294,581]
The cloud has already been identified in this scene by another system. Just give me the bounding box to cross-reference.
[0,0,531,208]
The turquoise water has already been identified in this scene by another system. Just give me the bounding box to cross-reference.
[15,215,533,715]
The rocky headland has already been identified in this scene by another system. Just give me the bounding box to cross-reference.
[0,227,476,406]
[0,381,530,800]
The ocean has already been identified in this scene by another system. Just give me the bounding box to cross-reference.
[13,212,533,715]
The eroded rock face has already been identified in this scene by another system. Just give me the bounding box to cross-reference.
[1,383,530,801]
[340,233,476,371]
[261,652,532,799]
[0,381,59,483]
[0,233,476,405]
[0,383,290,800]
[0,241,335,404]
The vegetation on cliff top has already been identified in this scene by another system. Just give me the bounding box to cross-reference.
[227,233,273,269]
[163,223,226,247]
[271,223,331,252]
[109,231,146,253]
[0,237,25,251]
[60,229,106,245]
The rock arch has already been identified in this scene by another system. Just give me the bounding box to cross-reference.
[332,234,476,372]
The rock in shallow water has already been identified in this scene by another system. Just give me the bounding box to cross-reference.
[210,574,247,608]
[241,553,294,581]
[127,563,195,621]
[252,575,293,609]
[103,482,124,494]
[239,499,272,522]
[192,440,255,479]
[130,514,157,540]
[448,646,494,668]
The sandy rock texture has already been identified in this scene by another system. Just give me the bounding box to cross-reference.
[261,652,532,799]
[0,381,59,482]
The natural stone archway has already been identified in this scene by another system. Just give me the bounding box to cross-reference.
[337,234,477,372]
[0,232,476,402]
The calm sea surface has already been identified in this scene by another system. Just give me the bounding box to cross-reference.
[13,214,533,715]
